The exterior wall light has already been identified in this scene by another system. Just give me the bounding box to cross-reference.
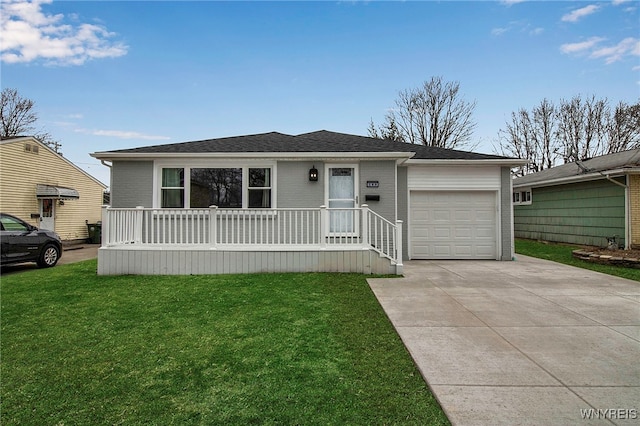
[309,166,318,181]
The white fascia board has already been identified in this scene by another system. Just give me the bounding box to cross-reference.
[513,168,636,189]
[90,151,415,161]
[404,158,528,166]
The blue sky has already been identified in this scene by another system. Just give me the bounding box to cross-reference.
[2,0,639,186]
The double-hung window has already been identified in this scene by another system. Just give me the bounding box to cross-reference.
[248,168,271,208]
[159,165,274,209]
[161,168,185,208]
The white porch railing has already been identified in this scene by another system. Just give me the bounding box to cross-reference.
[101,205,403,266]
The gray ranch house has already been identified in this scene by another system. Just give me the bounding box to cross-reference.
[91,131,524,275]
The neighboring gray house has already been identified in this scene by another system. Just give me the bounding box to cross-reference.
[91,131,524,275]
[513,149,640,249]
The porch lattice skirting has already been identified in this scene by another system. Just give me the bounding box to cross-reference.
[97,205,403,275]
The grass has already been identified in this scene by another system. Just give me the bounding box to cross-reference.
[1,260,449,425]
[515,238,640,282]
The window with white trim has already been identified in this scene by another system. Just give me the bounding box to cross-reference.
[159,166,273,209]
[513,188,532,205]
[161,168,185,208]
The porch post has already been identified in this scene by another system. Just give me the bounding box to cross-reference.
[320,205,327,249]
[101,205,109,247]
[209,205,218,249]
[361,204,369,247]
[395,220,404,274]
[135,206,144,244]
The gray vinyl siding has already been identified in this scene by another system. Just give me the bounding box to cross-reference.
[397,166,408,260]
[276,161,324,208]
[359,160,396,223]
[500,166,513,260]
[111,161,154,208]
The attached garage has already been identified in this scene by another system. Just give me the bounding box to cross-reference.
[409,191,497,259]
[405,164,509,260]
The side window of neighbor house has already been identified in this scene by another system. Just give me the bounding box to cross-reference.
[248,168,272,208]
[513,189,532,205]
[190,168,243,208]
[161,168,184,208]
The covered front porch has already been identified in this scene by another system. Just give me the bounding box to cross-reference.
[97,205,403,275]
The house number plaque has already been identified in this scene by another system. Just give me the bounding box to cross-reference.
[366,181,379,188]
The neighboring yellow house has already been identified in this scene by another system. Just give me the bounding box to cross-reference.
[0,136,107,243]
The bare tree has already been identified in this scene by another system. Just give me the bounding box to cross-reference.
[497,95,637,175]
[367,116,404,142]
[557,95,608,162]
[0,88,61,153]
[494,99,559,176]
[368,77,477,149]
[607,100,640,153]
[531,98,558,171]
[495,109,536,176]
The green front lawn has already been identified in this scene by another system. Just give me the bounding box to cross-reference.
[1,260,449,425]
[515,239,640,281]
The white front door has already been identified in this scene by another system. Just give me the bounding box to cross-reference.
[326,165,359,234]
[39,199,55,231]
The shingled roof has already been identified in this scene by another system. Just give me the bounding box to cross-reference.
[92,130,514,161]
[514,148,640,187]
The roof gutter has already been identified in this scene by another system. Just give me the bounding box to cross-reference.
[513,168,638,189]
[90,151,416,161]
[404,158,528,166]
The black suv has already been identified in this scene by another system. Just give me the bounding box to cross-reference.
[0,213,62,268]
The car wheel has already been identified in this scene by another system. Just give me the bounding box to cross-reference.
[37,244,60,268]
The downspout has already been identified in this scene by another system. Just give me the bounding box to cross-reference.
[600,172,629,249]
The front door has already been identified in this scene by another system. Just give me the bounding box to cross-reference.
[39,199,55,231]
[326,165,359,234]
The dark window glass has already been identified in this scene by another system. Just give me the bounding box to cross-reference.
[190,168,242,208]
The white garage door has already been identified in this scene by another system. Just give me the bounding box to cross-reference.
[410,191,497,259]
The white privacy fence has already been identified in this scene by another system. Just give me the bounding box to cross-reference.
[101,205,402,264]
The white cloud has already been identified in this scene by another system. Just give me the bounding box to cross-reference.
[560,37,605,54]
[561,5,600,23]
[590,37,640,64]
[491,27,508,36]
[612,0,631,5]
[83,129,171,141]
[490,21,543,37]
[561,36,640,65]
[0,0,128,66]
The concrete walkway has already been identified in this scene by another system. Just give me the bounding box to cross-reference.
[368,255,640,426]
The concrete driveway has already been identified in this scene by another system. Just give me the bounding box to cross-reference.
[368,255,639,426]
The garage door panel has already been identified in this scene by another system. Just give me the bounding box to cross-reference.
[454,210,472,222]
[433,210,451,222]
[476,226,495,238]
[453,246,472,256]
[434,227,451,238]
[476,210,494,222]
[433,245,452,256]
[476,245,496,257]
[410,191,497,260]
